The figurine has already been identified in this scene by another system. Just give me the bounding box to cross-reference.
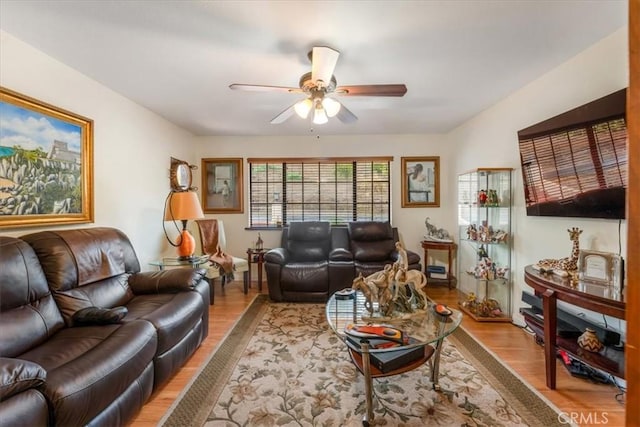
[478,189,488,206]
[477,244,488,260]
[424,218,452,241]
[536,227,582,277]
[467,224,478,240]
[487,189,499,206]
[255,233,264,250]
[351,274,376,314]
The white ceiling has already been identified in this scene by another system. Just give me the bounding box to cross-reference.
[0,1,627,137]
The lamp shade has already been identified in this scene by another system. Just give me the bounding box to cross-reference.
[322,97,341,117]
[164,191,204,221]
[294,98,313,119]
[313,104,328,125]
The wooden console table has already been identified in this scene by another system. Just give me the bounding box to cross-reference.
[523,265,625,389]
[421,240,457,289]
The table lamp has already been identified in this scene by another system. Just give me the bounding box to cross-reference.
[164,191,204,260]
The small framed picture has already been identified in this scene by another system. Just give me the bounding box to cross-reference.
[401,156,440,207]
[578,249,623,289]
[201,158,243,213]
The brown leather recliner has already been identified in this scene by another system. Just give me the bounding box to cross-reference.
[264,221,421,302]
[347,221,421,277]
[0,227,210,427]
[265,221,344,302]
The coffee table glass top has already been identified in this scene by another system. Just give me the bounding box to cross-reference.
[326,291,462,353]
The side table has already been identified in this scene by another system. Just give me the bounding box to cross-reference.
[149,255,218,304]
[421,240,457,289]
[247,248,269,291]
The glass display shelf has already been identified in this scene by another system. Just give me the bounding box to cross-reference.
[457,168,513,322]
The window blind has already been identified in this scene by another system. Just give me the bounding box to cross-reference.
[248,157,391,228]
[520,117,627,206]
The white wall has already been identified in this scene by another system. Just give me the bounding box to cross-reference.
[449,28,628,332]
[193,133,455,261]
[0,30,197,268]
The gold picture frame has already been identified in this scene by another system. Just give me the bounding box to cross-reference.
[201,158,243,213]
[401,156,440,207]
[0,87,94,228]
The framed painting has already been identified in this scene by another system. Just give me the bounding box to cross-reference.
[201,158,243,213]
[401,156,440,207]
[0,87,93,228]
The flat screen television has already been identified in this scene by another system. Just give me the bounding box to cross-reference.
[517,89,627,220]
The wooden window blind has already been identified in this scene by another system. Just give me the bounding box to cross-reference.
[248,157,391,228]
[519,117,627,206]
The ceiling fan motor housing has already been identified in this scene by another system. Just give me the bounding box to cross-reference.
[299,72,337,93]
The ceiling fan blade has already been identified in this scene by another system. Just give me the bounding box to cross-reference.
[311,46,340,87]
[335,84,407,97]
[270,103,297,124]
[336,102,358,123]
[230,84,303,94]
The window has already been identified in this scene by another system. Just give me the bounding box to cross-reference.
[248,157,392,228]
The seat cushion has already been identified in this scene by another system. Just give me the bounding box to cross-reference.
[348,221,395,262]
[124,292,204,355]
[0,237,65,357]
[18,320,157,427]
[0,389,49,427]
[285,222,332,262]
[21,228,139,326]
[281,262,329,293]
[231,256,249,271]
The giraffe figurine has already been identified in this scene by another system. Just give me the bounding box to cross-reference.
[536,227,583,277]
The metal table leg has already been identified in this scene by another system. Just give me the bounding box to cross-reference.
[360,340,374,426]
[430,338,445,391]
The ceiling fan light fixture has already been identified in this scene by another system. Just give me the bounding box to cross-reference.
[313,103,328,125]
[294,98,313,119]
[322,97,341,117]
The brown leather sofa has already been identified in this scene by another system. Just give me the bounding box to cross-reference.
[0,227,209,427]
[265,221,421,302]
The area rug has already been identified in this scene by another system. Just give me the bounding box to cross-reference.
[161,295,562,427]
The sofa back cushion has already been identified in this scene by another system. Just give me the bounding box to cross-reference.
[347,221,396,261]
[21,228,140,326]
[284,221,331,262]
[0,237,65,357]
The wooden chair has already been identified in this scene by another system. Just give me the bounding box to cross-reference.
[195,219,249,304]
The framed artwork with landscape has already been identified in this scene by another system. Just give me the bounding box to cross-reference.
[0,87,93,228]
[401,156,440,208]
[201,158,243,213]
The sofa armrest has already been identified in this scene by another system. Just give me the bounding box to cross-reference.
[128,268,207,294]
[329,248,353,262]
[264,248,289,265]
[0,358,46,400]
[390,249,420,262]
[406,250,421,266]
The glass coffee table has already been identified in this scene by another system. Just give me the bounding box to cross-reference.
[149,255,211,270]
[326,290,462,426]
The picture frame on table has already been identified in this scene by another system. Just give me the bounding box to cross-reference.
[0,86,94,228]
[401,156,440,207]
[201,158,243,213]
[577,249,624,290]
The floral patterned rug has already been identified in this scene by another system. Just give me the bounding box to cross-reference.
[162,295,562,427]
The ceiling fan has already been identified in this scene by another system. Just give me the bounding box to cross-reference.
[229,46,407,125]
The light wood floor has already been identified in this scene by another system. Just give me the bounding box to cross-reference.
[130,283,625,427]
